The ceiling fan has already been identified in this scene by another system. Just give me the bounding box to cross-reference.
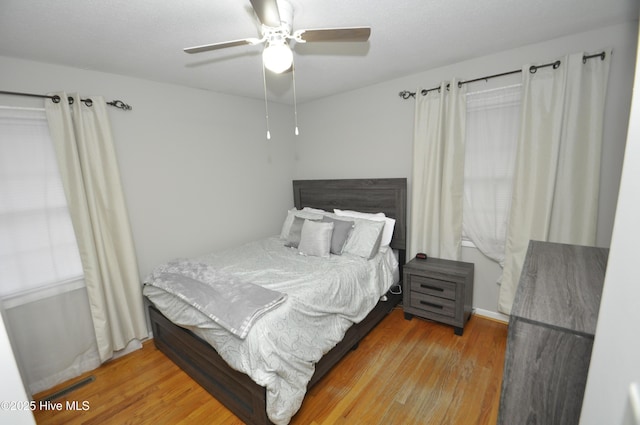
[183,0,371,74]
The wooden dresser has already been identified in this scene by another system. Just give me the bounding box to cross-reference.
[402,257,474,335]
[498,240,608,425]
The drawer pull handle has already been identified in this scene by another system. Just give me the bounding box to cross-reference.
[420,300,443,309]
[420,284,444,292]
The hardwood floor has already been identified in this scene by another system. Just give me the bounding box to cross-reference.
[32,308,507,425]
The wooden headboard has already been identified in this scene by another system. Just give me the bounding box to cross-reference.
[292,178,407,253]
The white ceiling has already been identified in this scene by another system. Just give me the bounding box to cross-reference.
[0,0,638,105]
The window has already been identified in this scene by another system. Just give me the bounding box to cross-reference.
[462,85,521,263]
[0,107,83,299]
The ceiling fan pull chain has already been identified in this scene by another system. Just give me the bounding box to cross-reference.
[292,62,299,136]
[262,62,271,140]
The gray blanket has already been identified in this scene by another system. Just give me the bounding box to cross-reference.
[144,260,286,339]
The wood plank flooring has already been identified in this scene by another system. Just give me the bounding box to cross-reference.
[32,308,507,425]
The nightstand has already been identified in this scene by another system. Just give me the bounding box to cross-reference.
[402,257,474,335]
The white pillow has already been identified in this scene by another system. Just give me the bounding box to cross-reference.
[333,209,384,220]
[333,209,396,247]
[298,220,334,258]
[302,207,327,214]
[342,218,385,259]
[280,208,324,239]
[280,208,298,239]
[379,216,396,247]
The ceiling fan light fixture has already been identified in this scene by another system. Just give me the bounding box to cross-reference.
[262,41,293,74]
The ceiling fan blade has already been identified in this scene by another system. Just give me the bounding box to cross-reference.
[184,38,260,54]
[295,27,371,43]
[250,0,281,27]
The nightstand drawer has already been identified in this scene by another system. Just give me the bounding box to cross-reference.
[410,292,456,318]
[410,275,456,300]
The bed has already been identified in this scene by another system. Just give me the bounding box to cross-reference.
[144,178,407,424]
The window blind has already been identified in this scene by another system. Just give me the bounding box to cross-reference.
[0,106,83,298]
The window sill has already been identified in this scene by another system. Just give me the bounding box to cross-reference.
[1,276,85,309]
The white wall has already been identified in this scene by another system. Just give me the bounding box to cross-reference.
[0,313,35,425]
[0,56,298,276]
[294,21,639,316]
[580,23,640,425]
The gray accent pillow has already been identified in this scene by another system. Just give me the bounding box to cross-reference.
[298,220,334,258]
[321,216,355,255]
[280,209,323,240]
[285,216,312,248]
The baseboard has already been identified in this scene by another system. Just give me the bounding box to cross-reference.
[473,308,509,324]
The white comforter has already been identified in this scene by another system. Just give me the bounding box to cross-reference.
[143,236,397,424]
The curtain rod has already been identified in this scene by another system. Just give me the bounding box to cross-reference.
[0,90,132,110]
[398,51,606,100]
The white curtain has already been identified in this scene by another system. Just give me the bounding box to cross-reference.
[463,85,521,265]
[498,51,611,314]
[410,80,467,260]
[45,93,148,362]
[0,106,100,394]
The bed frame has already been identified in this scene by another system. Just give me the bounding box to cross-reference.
[147,178,407,425]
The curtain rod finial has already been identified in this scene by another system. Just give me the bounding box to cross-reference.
[398,90,416,100]
[106,100,132,111]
